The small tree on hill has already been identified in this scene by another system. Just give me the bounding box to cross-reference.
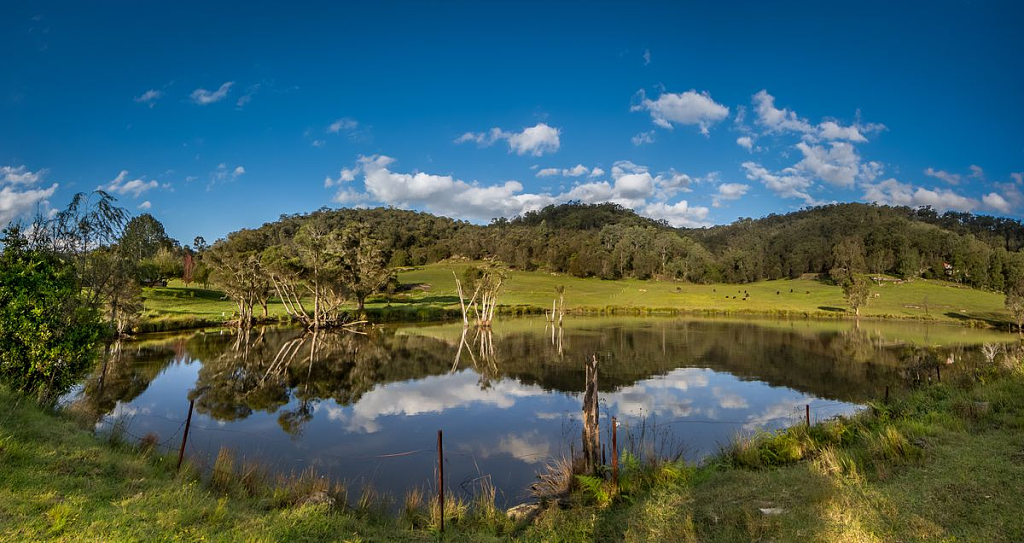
[1006,287,1024,336]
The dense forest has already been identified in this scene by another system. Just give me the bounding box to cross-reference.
[216,202,1024,292]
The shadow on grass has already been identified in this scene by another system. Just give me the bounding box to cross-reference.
[817,306,847,313]
[945,311,1011,331]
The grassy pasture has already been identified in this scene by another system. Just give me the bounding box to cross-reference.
[139,262,1012,331]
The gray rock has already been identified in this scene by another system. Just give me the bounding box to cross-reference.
[300,491,336,508]
[507,502,542,523]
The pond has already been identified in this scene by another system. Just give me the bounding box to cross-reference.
[68,316,1013,507]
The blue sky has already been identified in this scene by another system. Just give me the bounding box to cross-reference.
[2,1,1022,243]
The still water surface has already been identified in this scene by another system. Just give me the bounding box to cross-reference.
[70,317,1011,506]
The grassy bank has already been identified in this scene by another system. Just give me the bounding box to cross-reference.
[3,357,1023,541]
[139,263,1013,332]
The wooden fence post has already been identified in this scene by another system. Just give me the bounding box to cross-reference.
[437,430,444,534]
[805,404,810,427]
[176,398,195,472]
[611,417,619,490]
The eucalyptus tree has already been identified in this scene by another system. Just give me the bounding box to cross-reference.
[263,217,348,329]
[334,222,395,311]
[206,228,271,327]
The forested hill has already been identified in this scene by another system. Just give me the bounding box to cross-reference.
[232,202,1024,290]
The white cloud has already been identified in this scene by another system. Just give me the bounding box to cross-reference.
[983,192,1011,213]
[631,89,729,135]
[328,117,358,134]
[535,164,593,178]
[924,167,961,185]
[632,130,655,146]
[207,163,245,188]
[100,170,158,198]
[742,161,816,204]
[133,89,162,108]
[590,167,605,178]
[712,183,750,207]
[328,155,708,225]
[235,83,260,108]
[641,200,710,227]
[795,141,861,187]
[1012,172,1023,185]
[325,167,359,187]
[456,123,561,156]
[753,90,885,142]
[190,81,234,105]
[736,136,754,151]
[0,165,58,226]
[753,90,815,135]
[137,201,152,210]
[1,165,46,185]
[862,178,978,212]
[507,123,561,156]
[643,49,651,65]
[969,165,985,179]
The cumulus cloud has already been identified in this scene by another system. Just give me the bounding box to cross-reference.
[631,89,729,135]
[1012,172,1023,185]
[133,89,162,108]
[2,165,46,186]
[983,192,1011,213]
[455,123,561,156]
[137,201,152,210]
[712,183,750,207]
[742,161,816,204]
[327,155,709,226]
[736,136,754,151]
[631,130,655,146]
[794,141,861,187]
[862,178,978,212]
[970,165,985,179]
[100,170,158,198]
[535,164,597,178]
[924,167,961,185]
[640,200,710,228]
[752,90,885,142]
[190,81,234,105]
[0,165,58,226]
[328,117,358,134]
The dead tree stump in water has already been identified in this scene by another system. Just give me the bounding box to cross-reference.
[582,354,600,474]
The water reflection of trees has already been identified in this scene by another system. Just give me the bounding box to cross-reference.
[77,320,983,429]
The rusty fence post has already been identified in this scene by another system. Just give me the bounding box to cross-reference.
[437,429,444,534]
[176,398,195,472]
[611,417,619,490]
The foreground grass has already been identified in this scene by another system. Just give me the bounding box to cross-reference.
[3,360,1024,541]
[140,263,1012,331]
[530,365,1024,542]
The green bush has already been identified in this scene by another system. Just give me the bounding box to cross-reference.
[0,227,106,402]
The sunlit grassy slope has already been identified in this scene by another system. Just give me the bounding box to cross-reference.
[398,263,1008,324]
[140,262,1011,329]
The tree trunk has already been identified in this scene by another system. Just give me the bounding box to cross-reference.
[581,355,600,474]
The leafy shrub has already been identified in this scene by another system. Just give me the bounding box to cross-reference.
[0,227,106,402]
